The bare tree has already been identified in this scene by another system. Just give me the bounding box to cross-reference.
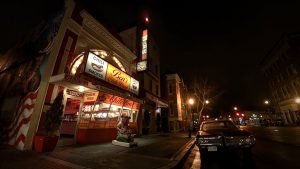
[191,76,222,123]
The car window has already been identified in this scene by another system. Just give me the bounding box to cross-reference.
[202,121,238,131]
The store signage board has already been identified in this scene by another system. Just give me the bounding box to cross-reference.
[83,91,99,102]
[130,77,139,95]
[106,64,131,91]
[66,89,84,97]
[85,52,108,80]
[137,60,147,72]
[85,52,139,95]
[132,102,140,110]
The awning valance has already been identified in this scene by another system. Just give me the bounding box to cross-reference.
[49,73,143,104]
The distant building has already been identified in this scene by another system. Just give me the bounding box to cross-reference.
[260,33,300,125]
[119,22,168,134]
[161,73,187,132]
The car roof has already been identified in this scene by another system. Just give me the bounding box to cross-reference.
[201,119,232,124]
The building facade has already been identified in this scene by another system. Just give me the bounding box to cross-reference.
[119,22,168,134]
[162,73,187,132]
[261,33,300,125]
[0,0,142,150]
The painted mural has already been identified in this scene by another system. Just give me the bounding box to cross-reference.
[0,8,65,150]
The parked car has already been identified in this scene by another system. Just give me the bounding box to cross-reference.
[195,119,255,155]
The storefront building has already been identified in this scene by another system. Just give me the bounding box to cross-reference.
[48,51,141,145]
[119,21,168,134]
[0,0,141,150]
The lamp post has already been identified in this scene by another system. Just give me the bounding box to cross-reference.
[205,100,209,104]
[295,98,300,104]
[188,98,194,138]
[263,100,272,126]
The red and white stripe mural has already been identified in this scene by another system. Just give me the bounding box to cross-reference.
[6,90,39,150]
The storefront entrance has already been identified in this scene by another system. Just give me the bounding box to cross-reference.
[58,90,83,146]
[60,98,80,137]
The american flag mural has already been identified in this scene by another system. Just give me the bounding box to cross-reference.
[7,90,39,150]
[0,8,64,150]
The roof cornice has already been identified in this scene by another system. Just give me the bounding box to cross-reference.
[80,10,137,61]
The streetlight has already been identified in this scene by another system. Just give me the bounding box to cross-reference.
[234,106,238,111]
[188,98,194,138]
[264,100,269,105]
[264,99,272,125]
[295,97,300,104]
[188,98,195,105]
[205,100,209,104]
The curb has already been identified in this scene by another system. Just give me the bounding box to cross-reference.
[157,137,195,169]
[43,156,91,169]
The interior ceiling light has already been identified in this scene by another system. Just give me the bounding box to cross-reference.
[78,86,85,92]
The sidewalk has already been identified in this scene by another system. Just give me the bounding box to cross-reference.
[0,132,195,169]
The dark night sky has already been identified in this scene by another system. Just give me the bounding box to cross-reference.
[2,0,300,112]
[81,0,300,112]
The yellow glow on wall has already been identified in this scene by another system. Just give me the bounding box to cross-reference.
[90,49,108,59]
[70,53,84,75]
[112,56,126,72]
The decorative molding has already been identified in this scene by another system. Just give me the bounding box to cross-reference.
[67,18,82,35]
[80,11,137,64]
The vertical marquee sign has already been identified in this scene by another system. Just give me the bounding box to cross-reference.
[85,52,139,95]
[137,29,148,72]
[141,29,148,60]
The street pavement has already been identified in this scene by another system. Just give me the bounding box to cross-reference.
[0,131,195,169]
[241,125,300,146]
[183,125,300,169]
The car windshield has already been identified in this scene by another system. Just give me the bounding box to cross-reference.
[201,121,238,131]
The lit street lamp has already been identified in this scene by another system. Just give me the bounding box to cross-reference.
[295,97,300,104]
[188,98,194,138]
[205,100,209,104]
[188,98,195,105]
[234,106,238,111]
[264,100,270,105]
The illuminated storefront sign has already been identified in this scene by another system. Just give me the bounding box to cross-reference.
[97,92,139,108]
[85,52,108,80]
[132,102,140,110]
[84,52,139,95]
[141,29,148,60]
[137,60,147,72]
[83,91,99,102]
[106,64,131,91]
[66,89,84,97]
[130,77,139,95]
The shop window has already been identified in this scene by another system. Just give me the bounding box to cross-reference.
[79,92,140,130]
